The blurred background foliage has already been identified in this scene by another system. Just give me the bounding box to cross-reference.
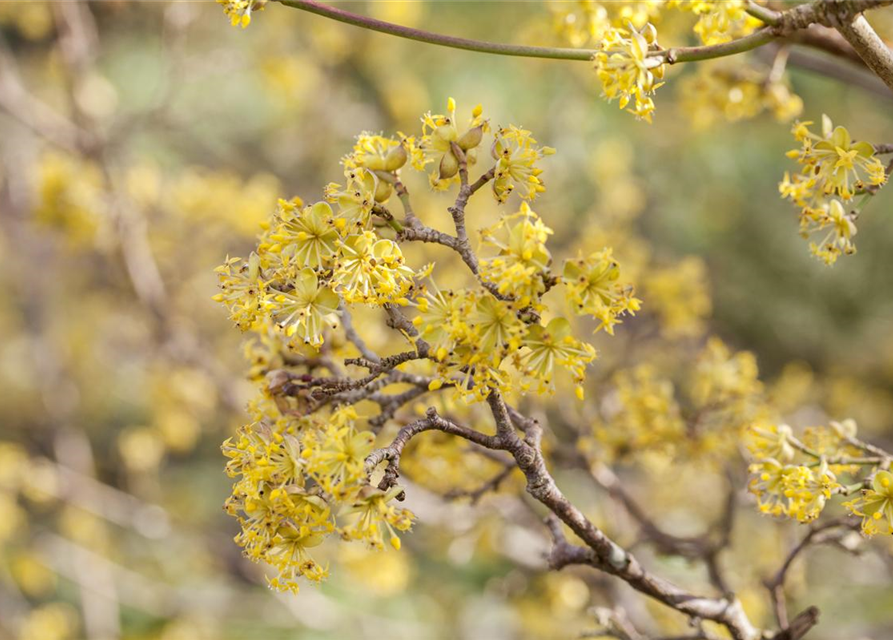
[0,2,892,639]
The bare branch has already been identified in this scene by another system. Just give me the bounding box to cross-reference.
[835,14,893,91]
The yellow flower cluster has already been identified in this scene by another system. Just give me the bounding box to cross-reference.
[222,406,413,592]
[414,282,598,402]
[780,116,888,265]
[593,23,666,122]
[217,0,267,28]
[845,470,893,536]
[583,340,764,462]
[743,419,879,525]
[748,458,840,523]
[548,2,812,127]
[641,256,711,338]
[680,62,803,130]
[669,0,758,45]
[551,0,665,48]
[743,421,795,462]
[562,248,641,335]
[215,187,419,347]
[216,97,637,590]
[418,98,488,191]
[589,364,686,459]
[491,126,556,203]
[479,203,554,305]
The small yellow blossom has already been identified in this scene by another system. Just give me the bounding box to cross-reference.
[845,470,893,535]
[520,317,596,398]
[341,486,414,551]
[563,249,641,334]
[491,126,555,203]
[417,98,488,190]
[269,267,341,348]
[479,203,553,305]
[780,116,886,264]
[593,23,666,122]
[749,459,840,522]
[333,232,416,304]
[217,0,266,28]
[213,254,267,331]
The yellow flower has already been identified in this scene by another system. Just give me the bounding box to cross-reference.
[325,168,381,230]
[213,253,268,331]
[744,422,795,462]
[266,524,328,592]
[781,116,886,264]
[267,199,340,269]
[412,281,467,358]
[341,486,414,551]
[304,419,375,499]
[748,459,840,523]
[417,97,488,190]
[333,232,416,305]
[671,0,757,45]
[593,23,666,122]
[520,317,596,397]
[471,292,525,354]
[801,198,858,266]
[346,132,411,173]
[845,470,893,535]
[270,267,341,348]
[217,0,266,28]
[562,249,641,334]
[479,203,553,305]
[490,126,555,203]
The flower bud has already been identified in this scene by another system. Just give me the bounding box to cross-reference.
[265,369,292,395]
[642,22,658,45]
[374,180,393,203]
[362,155,386,171]
[435,124,457,143]
[439,151,459,180]
[383,144,408,171]
[247,252,261,280]
[457,125,483,151]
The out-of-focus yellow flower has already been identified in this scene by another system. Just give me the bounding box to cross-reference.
[642,257,711,338]
[670,0,759,45]
[681,62,802,129]
[35,152,104,246]
[119,427,165,472]
[18,603,79,640]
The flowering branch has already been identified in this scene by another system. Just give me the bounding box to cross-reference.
[276,0,595,60]
[273,0,892,76]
